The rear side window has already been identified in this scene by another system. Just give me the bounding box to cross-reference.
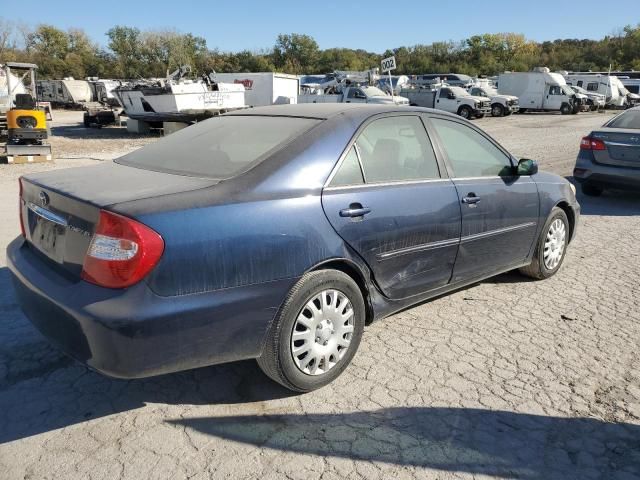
[606,110,640,129]
[330,146,364,186]
[116,115,320,178]
[355,116,440,183]
[587,82,598,92]
[431,118,512,177]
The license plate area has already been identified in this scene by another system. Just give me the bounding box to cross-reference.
[27,203,67,264]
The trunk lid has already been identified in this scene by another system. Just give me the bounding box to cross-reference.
[591,128,640,168]
[21,162,217,278]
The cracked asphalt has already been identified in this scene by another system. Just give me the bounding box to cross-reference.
[1,111,639,479]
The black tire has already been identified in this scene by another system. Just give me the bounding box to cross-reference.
[582,183,603,197]
[257,270,365,392]
[83,115,92,128]
[560,103,572,115]
[475,113,485,119]
[491,103,505,117]
[519,207,569,280]
[518,108,527,114]
[458,106,473,119]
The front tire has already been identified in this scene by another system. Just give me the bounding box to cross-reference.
[519,207,569,280]
[491,104,505,117]
[560,103,572,115]
[458,106,472,119]
[257,270,365,392]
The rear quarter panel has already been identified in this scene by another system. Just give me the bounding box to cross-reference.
[139,195,348,297]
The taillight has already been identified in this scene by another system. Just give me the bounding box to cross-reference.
[580,136,606,151]
[81,210,164,289]
[18,178,25,237]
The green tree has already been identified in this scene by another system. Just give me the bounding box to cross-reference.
[273,33,319,74]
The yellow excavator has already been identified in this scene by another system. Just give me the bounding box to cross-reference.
[2,62,52,161]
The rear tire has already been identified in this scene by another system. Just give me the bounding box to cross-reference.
[581,183,603,197]
[257,270,365,392]
[519,207,569,280]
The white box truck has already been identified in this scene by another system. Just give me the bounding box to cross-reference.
[497,68,578,114]
[213,72,299,107]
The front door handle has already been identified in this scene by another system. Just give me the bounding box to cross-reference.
[340,204,372,218]
[462,194,481,205]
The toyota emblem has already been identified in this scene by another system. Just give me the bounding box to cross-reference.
[39,191,49,207]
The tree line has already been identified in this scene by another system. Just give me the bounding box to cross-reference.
[1,18,639,80]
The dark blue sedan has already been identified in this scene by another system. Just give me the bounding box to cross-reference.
[7,104,580,392]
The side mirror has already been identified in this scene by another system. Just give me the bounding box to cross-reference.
[517,158,538,176]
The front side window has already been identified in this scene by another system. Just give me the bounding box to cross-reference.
[431,118,512,178]
[440,88,452,98]
[587,82,598,92]
[347,88,364,99]
[549,86,562,95]
[354,116,440,183]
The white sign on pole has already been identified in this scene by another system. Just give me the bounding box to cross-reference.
[381,56,396,73]
[381,55,397,103]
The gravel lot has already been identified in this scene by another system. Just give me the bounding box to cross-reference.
[1,110,639,480]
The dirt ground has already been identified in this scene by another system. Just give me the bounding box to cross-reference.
[0,109,639,480]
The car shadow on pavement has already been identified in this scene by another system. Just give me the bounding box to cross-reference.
[567,177,640,217]
[169,407,640,478]
[0,267,296,444]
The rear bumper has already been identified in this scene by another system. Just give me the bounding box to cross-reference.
[7,237,295,378]
[574,151,640,190]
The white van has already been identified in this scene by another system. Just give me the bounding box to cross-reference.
[497,68,578,114]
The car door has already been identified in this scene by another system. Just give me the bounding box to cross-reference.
[322,114,461,299]
[427,116,539,283]
[544,85,563,110]
[436,87,458,113]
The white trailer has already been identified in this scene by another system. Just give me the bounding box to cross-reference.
[36,79,93,107]
[562,74,626,108]
[213,72,298,107]
[497,69,578,114]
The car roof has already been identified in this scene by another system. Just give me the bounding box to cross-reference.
[225,103,459,122]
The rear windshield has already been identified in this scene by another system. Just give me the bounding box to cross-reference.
[116,115,321,178]
[606,110,640,129]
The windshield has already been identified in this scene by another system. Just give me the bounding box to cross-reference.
[116,115,321,178]
[606,110,640,129]
[561,85,574,96]
[362,86,388,97]
[449,86,470,97]
[572,86,587,94]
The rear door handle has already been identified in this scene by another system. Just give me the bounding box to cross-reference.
[462,194,481,205]
[340,205,372,218]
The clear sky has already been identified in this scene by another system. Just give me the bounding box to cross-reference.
[9,0,638,53]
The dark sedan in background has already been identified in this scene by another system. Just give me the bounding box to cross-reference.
[7,104,579,392]
[574,106,640,196]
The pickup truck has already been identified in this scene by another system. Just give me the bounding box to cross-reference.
[298,86,409,105]
[468,85,519,117]
[400,85,491,119]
